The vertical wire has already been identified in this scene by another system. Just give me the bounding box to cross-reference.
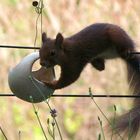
[34,14,41,49]
[41,0,43,36]
[34,0,44,51]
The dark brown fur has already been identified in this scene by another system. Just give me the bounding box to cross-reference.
[40,23,140,137]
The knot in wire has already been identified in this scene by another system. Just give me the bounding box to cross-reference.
[32,0,44,14]
[32,1,38,7]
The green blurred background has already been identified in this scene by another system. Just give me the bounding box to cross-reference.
[0,0,140,139]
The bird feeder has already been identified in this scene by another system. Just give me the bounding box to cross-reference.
[8,52,55,103]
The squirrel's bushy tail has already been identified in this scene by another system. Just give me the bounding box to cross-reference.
[114,51,140,137]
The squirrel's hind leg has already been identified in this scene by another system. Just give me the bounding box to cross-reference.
[90,58,105,71]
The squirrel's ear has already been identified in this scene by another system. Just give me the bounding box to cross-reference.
[42,32,47,43]
[55,33,64,47]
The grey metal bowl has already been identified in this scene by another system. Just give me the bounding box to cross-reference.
[8,52,55,103]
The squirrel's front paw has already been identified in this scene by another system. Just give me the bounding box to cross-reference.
[42,80,57,89]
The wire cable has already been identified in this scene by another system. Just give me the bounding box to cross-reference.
[1,93,140,98]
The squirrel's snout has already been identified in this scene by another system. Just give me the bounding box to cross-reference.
[40,61,51,68]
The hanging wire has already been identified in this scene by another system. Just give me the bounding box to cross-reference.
[1,93,140,98]
[33,0,44,48]
[0,45,40,50]
[0,45,140,54]
[40,0,44,36]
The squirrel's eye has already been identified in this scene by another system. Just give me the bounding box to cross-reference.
[50,50,56,56]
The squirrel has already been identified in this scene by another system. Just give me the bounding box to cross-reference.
[39,23,140,137]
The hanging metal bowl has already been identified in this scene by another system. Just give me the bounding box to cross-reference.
[8,52,55,103]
